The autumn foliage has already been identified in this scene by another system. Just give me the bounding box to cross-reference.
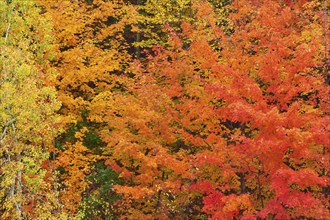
[0,0,329,219]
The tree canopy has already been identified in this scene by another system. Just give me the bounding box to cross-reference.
[0,0,329,219]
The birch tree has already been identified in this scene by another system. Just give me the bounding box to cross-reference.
[0,0,61,219]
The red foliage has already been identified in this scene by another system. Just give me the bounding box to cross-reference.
[122,0,329,218]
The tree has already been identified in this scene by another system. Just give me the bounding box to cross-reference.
[38,0,137,217]
[187,0,329,218]
[130,0,233,58]
[113,0,329,219]
[0,0,61,219]
[107,1,229,218]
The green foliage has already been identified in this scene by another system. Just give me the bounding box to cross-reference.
[58,121,106,152]
[80,162,123,220]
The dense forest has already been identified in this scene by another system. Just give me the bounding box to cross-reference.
[0,0,329,219]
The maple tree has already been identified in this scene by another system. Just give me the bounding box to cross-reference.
[111,0,329,219]
[37,0,138,217]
